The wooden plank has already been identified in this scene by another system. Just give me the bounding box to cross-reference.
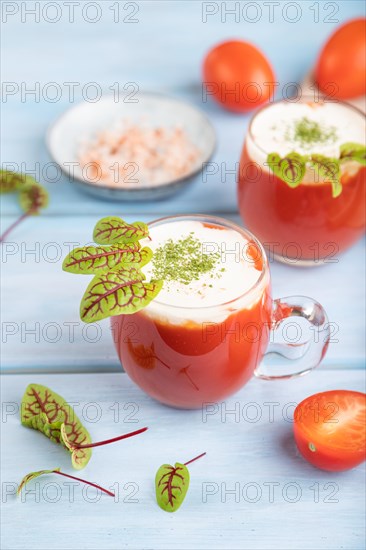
[1,371,365,550]
[1,3,365,549]
[1,214,365,372]
[2,1,365,217]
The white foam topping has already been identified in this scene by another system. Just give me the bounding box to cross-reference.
[141,220,267,324]
[248,101,365,161]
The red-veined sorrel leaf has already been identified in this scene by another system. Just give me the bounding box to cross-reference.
[267,152,306,188]
[61,425,148,469]
[21,384,148,470]
[309,154,342,198]
[0,169,29,193]
[62,243,152,274]
[93,216,149,244]
[80,267,163,322]
[339,142,366,166]
[17,468,114,497]
[155,453,206,512]
[155,463,189,512]
[19,182,49,214]
[21,384,92,469]
[17,468,60,495]
[60,424,93,470]
[267,143,366,199]
[64,216,162,322]
[0,173,49,243]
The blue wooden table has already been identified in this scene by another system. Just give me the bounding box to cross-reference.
[1,2,365,549]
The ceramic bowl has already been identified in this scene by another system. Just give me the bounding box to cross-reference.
[47,92,216,201]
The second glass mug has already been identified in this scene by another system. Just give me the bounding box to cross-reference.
[112,215,330,409]
[237,98,366,266]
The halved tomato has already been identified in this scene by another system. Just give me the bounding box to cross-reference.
[294,390,366,471]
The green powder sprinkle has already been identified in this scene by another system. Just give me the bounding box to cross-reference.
[151,233,222,287]
[285,117,337,149]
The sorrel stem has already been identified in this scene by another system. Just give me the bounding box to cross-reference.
[54,470,114,497]
[0,213,29,243]
[184,452,206,466]
[75,427,148,449]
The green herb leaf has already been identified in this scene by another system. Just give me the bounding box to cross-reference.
[17,468,60,495]
[267,152,306,188]
[309,154,342,198]
[60,424,92,470]
[339,142,366,166]
[80,267,163,322]
[21,384,92,469]
[17,468,115,497]
[155,463,190,512]
[0,173,49,242]
[0,170,28,193]
[62,243,153,274]
[155,453,206,513]
[19,182,49,215]
[63,216,162,322]
[93,216,149,244]
[267,141,365,200]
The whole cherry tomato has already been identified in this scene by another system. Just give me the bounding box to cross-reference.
[315,18,366,99]
[294,390,366,472]
[202,40,276,113]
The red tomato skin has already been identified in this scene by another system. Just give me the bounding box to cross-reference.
[294,390,366,472]
[315,18,366,99]
[202,40,276,113]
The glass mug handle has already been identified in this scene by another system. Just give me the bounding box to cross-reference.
[255,296,331,380]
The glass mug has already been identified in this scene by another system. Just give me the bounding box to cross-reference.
[238,98,366,266]
[112,215,330,409]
